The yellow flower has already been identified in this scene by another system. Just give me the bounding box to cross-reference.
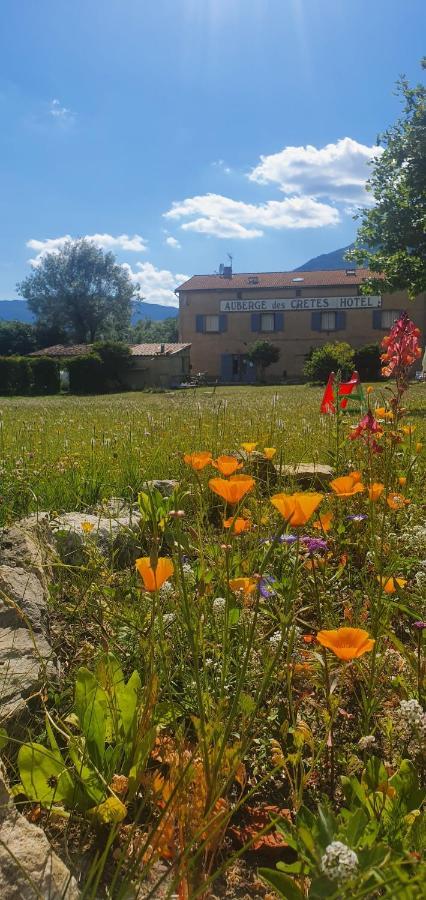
[378,576,407,594]
[375,407,394,421]
[317,627,375,660]
[401,425,415,436]
[183,451,212,470]
[81,521,95,534]
[330,475,365,498]
[366,386,374,395]
[263,447,277,459]
[212,455,243,476]
[241,442,258,453]
[223,516,251,534]
[209,475,255,505]
[87,796,127,824]
[135,557,174,591]
[415,442,423,453]
[368,482,384,502]
[271,492,323,526]
[313,511,333,532]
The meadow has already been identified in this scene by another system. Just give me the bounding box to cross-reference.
[1,362,426,898]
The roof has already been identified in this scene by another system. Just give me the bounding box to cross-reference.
[31,343,191,358]
[176,268,374,292]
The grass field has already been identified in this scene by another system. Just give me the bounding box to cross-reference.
[1,383,425,524]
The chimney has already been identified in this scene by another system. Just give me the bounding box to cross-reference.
[223,265,232,278]
[160,343,165,354]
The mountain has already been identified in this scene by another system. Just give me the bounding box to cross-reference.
[0,299,178,324]
[294,244,355,271]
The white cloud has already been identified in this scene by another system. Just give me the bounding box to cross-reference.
[122,262,189,307]
[49,98,74,122]
[249,137,382,203]
[27,233,148,265]
[164,192,339,238]
[165,236,181,249]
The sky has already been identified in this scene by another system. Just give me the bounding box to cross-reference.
[0,0,425,307]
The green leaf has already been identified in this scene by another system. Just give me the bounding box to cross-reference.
[258,869,304,898]
[364,756,388,793]
[18,743,75,807]
[68,736,105,806]
[344,807,369,847]
[389,759,425,812]
[0,727,8,750]
[74,666,108,767]
[309,875,338,898]
[316,803,337,849]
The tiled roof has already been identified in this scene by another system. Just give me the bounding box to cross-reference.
[176,268,374,292]
[31,343,191,358]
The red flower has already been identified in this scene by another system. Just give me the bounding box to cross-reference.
[380,312,422,389]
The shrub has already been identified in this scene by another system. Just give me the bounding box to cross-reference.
[92,341,132,390]
[67,354,104,394]
[354,342,382,381]
[304,341,355,384]
[29,357,60,394]
[247,340,280,382]
[0,356,32,395]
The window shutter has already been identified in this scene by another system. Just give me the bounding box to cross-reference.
[251,313,261,332]
[219,314,227,333]
[274,312,284,331]
[335,311,346,331]
[196,315,205,333]
[220,354,233,381]
[311,311,322,332]
[372,310,382,329]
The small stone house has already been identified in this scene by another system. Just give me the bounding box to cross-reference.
[30,343,192,389]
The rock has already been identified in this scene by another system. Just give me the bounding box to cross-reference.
[0,763,79,899]
[141,479,179,497]
[0,523,51,590]
[277,463,334,490]
[0,566,46,632]
[238,451,278,491]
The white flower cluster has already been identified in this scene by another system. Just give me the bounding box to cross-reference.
[212,597,226,615]
[358,734,376,750]
[160,581,174,597]
[269,630,282,649]
[320,841,359,882]
[398,699,426,732]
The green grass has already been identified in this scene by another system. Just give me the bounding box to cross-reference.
[1,383,425,524]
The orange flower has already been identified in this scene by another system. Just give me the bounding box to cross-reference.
[271,492,323,526]
[401,425,415,436]
[375,407,394,421]
[317,627,375,660]
[183,451,212,471]
[241,442,257,453]
[313,511,333,532]
[223,516,251,534]
[415,442,423,453]
[387,493,410,510]
[398,476,407,487]
[330,474,365,498]
[368,482,384,502]
[135,557,174,592]
[212,455,243,476]
[378,576,407,594]
[229,577,258,599]
[263,447,277,459]
[209,475,255,504]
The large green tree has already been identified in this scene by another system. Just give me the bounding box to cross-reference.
[130,316,179,343]
[350,61,426,298]
[17,239,135,343]
[0,320,37,356]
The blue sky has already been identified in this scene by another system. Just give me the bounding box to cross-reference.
[0,0,425,307]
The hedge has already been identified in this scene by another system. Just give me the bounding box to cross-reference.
[66,355,105,394]
[30,357,61,394]
[0,356,32,395]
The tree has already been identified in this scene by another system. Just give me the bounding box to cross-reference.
[349,61,426,298]
[304,342,354,383]
[0,320,37,356]
[247,340,280,382]
[130,316,179,343]
[17,239,135,343]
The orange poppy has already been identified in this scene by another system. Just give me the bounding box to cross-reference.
[375,407,394,421]
[398,476,407,487]
[330,475,365,498]
[368,482,385,502]
[313,511,333,532]
[387,493,410,510]
[316,627,375,660]
[135,557,174,592]
[229,577,258,598]
[263,447,277,459]
[378,576,407,594]
[183,451,212,471]
[241,442,258,453]
[223,516,251,534]
[270,492,323,526]
[209,475,255,504]
[212,455,243,476]
[415,442,423,453]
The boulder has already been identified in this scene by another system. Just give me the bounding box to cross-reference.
[0,764,79,899]
[141,479,179,497]
[276,462,334,491]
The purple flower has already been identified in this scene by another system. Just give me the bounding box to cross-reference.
[347,514,368,522]
[301,536,328,555]
[279,534,298,545]
[413,621,426,630]
[259,576,277,599]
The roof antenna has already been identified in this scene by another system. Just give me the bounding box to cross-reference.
[227,253,233,270]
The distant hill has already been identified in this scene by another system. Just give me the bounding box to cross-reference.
[294,244,355,271]
[0,299,178,325]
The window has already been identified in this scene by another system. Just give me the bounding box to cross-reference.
[381,310,398,329]
[260,313,275,332]
[205,315,220,333]
[321,311,336,331]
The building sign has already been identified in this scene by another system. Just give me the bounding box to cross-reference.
[219,295,382,313]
